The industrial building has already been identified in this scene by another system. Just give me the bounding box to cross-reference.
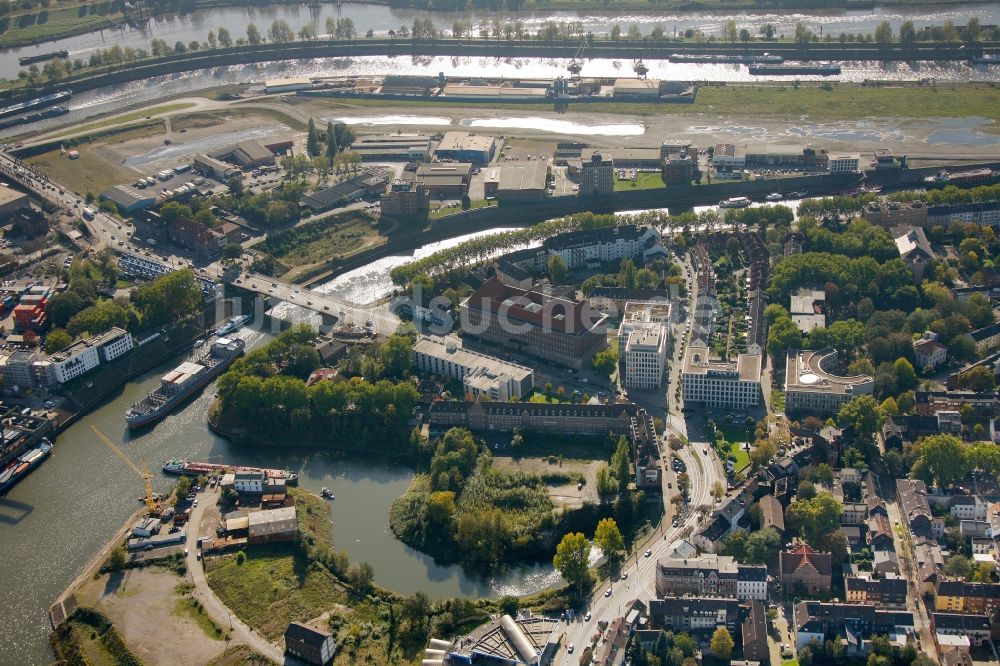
[193,154,241,181]
[484,161,550,200]
[299,168,390,214]
[414,162,472,198]
[99,185,158,215]
[284,622,335,666]
[434,131,498,164]
[247,506,298,544]
[412,334,534,401]
[208,140,278,169]
[380,179,431,217]
[459,277,608,370]
[681,343,762,410]
[264,77,312,93]
[350,133,432,161]
[784,348,874,416]
[446,614,560,666]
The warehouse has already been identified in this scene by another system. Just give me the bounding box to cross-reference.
[247,506,298,544]
[209,140,277,169]
[350,134,432,161]
[613,78,662,99]
[434,131,498,164]
[0,184,30,217]
[490,161,549,200]
[99,185,157,214]
[299,168,390,214]
[193,154,241,181]
[443,83,550,100]
[415,163,472,197]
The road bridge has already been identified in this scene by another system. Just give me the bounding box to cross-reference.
[224,270,399,335]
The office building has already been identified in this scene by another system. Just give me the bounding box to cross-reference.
[380,179,430,217]
[619,301,670,390]
[412,334,534,401]
[784,349,874,416]
[460,277,608,370]
[46,327,134,385]
[681,343,762,410]
[828,154,862,173]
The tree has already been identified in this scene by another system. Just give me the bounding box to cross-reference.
[109,546,127,570]
[739,28,752,44]
[710,627,734,661]
[610,24,621,40]
[911,434,969,488]
[880,396,899,416]
[45,329,72,354]
[944,553,973,579]
[426,490,456,526]
[759,23,775,40]
[270,19,294,43]
[749,438,776,470]
[838,395,885,439]
[959,365,996,392]
[965,17,981,43]
[379,334,413,378]
[723,19,738,43]
[217,27,232,47]
[306,118,319,156]
[786,492,842,546]
[711,481,725,502]
[797,480,817,501]
[794,22,812,44]
[553,532,591,592]
[222,243,242,261]
[594,518,625,568]
[899,20,916,43]
[347,561,374,591]
[246,23,262,45]
[547,254,567,284]
[894,357,917,391]
[874,20,893,44]
[592,346,618,379]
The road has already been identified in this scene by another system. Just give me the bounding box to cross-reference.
[184,488,286,664]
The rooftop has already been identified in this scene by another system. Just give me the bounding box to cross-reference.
[683,343,762,383]
[784,348,874,396]
[413,334,533,382]
[436,131,496,154]
[462,277,607,337]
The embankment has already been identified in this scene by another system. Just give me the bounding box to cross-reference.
[1,37,997,104]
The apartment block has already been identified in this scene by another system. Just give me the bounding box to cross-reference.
[681,343,762,410]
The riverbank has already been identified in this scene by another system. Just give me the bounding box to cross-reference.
[2,34,999,102]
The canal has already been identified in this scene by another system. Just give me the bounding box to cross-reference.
[0,227,573,666]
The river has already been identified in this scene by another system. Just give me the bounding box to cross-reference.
[0,228,579,666]
[3,1,1000,81]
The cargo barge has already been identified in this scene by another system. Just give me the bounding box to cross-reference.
[215,314,252,337]
[719,196,752,208]
[125,337,245,429]
[18,50,69,66]
[0,90,72,120]
[162,459,298,484]
[670,53,783,64]
[0,438,52,496]
[748,62,841,76]
[0,105,70,130]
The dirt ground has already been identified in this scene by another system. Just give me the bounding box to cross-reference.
[76,567,228,665]
[492,456,604,509]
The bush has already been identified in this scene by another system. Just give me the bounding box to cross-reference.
[235,551,246,565]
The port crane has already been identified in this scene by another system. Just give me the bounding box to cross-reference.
[91,426,161,516]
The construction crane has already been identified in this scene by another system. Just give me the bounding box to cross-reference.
[92,426,161,516]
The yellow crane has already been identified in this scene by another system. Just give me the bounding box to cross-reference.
[91,426,161,516]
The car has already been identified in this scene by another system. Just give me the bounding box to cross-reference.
[645,549,652,557]
[193,499,199,507]
[43,400,55,408]
[672,519,680,527]
[584,611,592,621]
[604,588,612,597]
[620,571,628,580]
[184,548,189,556]
[567,644,574,654]
[144,544,154,551]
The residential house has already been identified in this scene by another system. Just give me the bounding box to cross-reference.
[233,470,265,494]
[897,479,934,540]
[867,514,896,551]
[966,322,1000,356]
[780,545,833,594]
[649,597,741,634]
[935,581,1000,614]
[742,600,769,665]
[793,602,915,655]
[841,502,867,525]
[892,225,936,284]
[873,551,901,576]
[844,576,908,607]
[759,494,786,533]
[933,613,992,647]
[914,332,948,371]
[950,496,989,523]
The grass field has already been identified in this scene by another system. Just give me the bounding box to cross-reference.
[262,212,385,282]
[0,2,120,48]
[25,130,153,197]
[323,83,1000,121]
[204,491,339,641]
[173,592,226,641]
[614,171,666,191]
[68,103,196,136]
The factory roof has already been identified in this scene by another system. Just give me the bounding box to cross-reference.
[497,160,548,192]
[436,131,496,154]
